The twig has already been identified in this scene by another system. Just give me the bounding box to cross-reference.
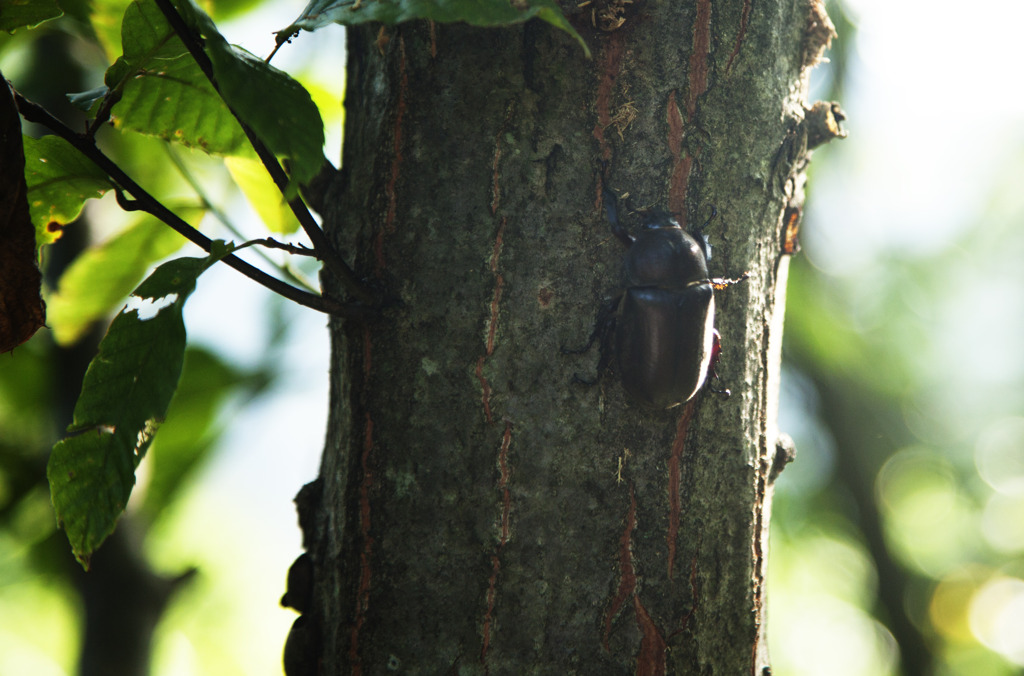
[266,31,296,63]
[86,89,121,138]
[152,0,375,305]
[14,89,361,317]
[248,238,318,257]
[163,144,319,293]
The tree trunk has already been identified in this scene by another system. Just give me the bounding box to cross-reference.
[298,1,840,673]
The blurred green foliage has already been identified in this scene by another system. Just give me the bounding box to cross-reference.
[769,5,1024,675]
[0,1,297,672]
[5,0,1024,674]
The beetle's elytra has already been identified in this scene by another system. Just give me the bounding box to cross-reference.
[568,183,746,409]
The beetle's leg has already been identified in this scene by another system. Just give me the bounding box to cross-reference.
[563,295,619,386]
[560,316,602,355]
[571,372,600,387]
[561,295,618,355]
[705,329,732,398]
[706,379,732,397]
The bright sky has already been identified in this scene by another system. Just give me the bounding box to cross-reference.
[808,0,1024,272]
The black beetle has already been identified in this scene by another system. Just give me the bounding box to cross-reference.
[568,186,747,408]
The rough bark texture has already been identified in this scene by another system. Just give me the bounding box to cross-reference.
[298,1,840,673]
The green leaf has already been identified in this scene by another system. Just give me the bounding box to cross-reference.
[176,0,326,187]
[225,154,300,234]
[0,0,63,33]
[211,48,325,187]
[112,53,249,153]
[47,244,232,568]
[107,0,247,154]
[47,216,194,346]
[104,56,131,90]
[278,0,589,57]
[120,0,191,63]
[23,135,112,248]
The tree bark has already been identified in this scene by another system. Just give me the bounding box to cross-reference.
[299,1,840,673]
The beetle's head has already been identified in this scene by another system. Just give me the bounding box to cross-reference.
[640,209,681,231]
[693,231,712,262]
[639,209,712,260]
[625,226,710,288]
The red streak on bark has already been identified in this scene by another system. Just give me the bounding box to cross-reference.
[476,218,506,423]
[481,552,500,671]
[349,410,375,675]
[603,488,669,671]
[491,134,503,215]
[725,0,752,73]
[486,218,506,355]
[750,450,771,671]
[678,556,700,634]
[687,0,712,121]
[603,485,638,650]
[603,488,668,672]
[667,92,684,159]
[498,423,512,542]
[377,38,408,273]
[753,457,768,570]
[633,596,667,676]
[485,277,504,355]
[666,92,690,221]
[480,421,514,670]
[665,0,712,218]
[667,401,695,579]
[591,32,625,160]
[475,357,493,424]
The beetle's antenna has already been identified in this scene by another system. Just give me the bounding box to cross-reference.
[697,206,718,232]
[598,161,635,247]
[689,206,716,260]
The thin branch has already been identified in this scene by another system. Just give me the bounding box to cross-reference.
[265,32,295,63]
[86,89,121,138]
[14,90,362,318]
[163,144,320,293]
[247,238,319,257]
[152,0,375,305]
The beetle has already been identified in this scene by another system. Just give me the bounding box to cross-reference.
[568,185,747,408]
